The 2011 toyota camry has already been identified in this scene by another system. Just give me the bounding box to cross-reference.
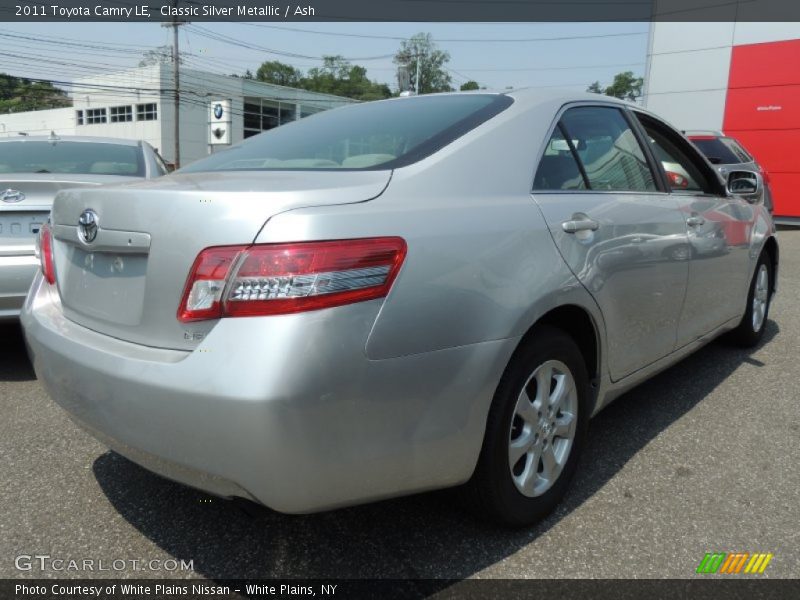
[21,90,778,526]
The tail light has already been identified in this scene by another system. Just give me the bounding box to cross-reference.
[38,222,56,285]
[178,237,407,322]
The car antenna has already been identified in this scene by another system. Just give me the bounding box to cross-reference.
[49,130,60,145]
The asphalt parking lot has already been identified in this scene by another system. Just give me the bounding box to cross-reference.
[2,230,799,581]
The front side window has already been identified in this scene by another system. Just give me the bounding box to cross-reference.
[636,113,718,194]
[534,106,656,192]
[181,94,513,172]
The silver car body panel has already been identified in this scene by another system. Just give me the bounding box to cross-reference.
[22,90,778,512]
[0,136,161,319]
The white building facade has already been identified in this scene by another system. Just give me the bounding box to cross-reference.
[643,22,800,220]
[0,64,355,166]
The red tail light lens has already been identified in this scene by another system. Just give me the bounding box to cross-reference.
[39,222,56,285]
[178,237,407,322]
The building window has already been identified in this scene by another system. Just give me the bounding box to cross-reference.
[85,108,107,124]
[136,103,157,121]
[110,105,133,123]
[75,110,84,126]
[243,98,296,139]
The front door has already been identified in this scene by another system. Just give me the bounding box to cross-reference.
[532,105,689,382]
[633,112,754,346]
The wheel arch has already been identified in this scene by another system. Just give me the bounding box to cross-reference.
[763,235,779,295]
[513,304,602,411]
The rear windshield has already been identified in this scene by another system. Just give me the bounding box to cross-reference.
[181,94,513,173]
[0,141,144,176]
[690,137,753,164]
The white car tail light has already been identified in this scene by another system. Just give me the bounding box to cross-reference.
[39,222,56,285]
[178,238,406,322]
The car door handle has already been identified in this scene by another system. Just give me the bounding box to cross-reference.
[686,216,705,227]
[562,218,599,233]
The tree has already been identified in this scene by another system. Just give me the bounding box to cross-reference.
[301,56,391,101]
[586,81,604,94]
[587,71,643,101]
[604,71,643,101]
[460,80,480,91]
[394,33,453,94]
[139,45,181,67]
[0,74,71,113]
[255,61,301,87]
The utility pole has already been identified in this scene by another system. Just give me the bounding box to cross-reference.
[415,52,421,95]
[162,10,185,169]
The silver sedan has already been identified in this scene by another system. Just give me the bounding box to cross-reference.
[0,135,167,320]
[22,91,777,526]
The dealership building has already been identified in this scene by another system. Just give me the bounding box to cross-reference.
[0,64,354,166]
[644,22,800,223]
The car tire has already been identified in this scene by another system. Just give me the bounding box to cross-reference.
[727,252,773,347]
[463,325,590,527]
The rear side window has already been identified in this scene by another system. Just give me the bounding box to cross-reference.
[534,106,657,192]
[181,94,513,172]
[690,136,752,164]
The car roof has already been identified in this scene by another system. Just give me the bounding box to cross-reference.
[0,135,143,147]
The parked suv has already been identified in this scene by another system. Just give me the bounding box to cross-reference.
[686,131,773,213]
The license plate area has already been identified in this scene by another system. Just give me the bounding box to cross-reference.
[56,244,148,326]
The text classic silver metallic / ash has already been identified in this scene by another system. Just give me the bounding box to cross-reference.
[22,90,777,526]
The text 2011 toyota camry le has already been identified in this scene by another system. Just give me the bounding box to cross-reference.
[22,90,777,526]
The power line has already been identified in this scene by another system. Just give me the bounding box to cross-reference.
[237,22,648,43]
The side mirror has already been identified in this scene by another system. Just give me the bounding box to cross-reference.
[726,170,761,199]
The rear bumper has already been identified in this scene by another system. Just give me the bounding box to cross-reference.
[22,273,515,513]
[0,254,38,319]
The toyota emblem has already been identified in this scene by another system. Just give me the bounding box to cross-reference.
[78,209,99,244]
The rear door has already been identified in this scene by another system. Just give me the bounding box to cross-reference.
[532,104,689,382]
[633,112,754,345]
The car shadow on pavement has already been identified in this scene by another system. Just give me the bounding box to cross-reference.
[92,321,779,580]
[0,322,36,382]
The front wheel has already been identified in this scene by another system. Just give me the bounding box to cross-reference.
[727,252,773,347]
[463,326,590,527]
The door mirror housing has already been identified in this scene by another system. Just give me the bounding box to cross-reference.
[726,170,762,198]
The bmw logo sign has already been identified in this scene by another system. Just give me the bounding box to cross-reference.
[213,103,224,120]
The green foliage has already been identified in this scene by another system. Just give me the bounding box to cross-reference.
[394,33,453,94]
[460,81,480,91]
[256,61,302,87]
[0,73,71,113]
[586,81,604,94]
[587,72,643,101]
[251,57,391,101]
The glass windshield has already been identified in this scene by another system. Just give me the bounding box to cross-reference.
[0,141,144,176]
[181,94,513,173]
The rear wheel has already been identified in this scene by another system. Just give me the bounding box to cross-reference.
[464,326,590,527]
[727,252,773,347]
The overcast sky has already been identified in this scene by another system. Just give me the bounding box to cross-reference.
[2,22,650,92]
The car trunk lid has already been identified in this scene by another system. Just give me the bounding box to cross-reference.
[1,174,136,256]
[49,170,391,350]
